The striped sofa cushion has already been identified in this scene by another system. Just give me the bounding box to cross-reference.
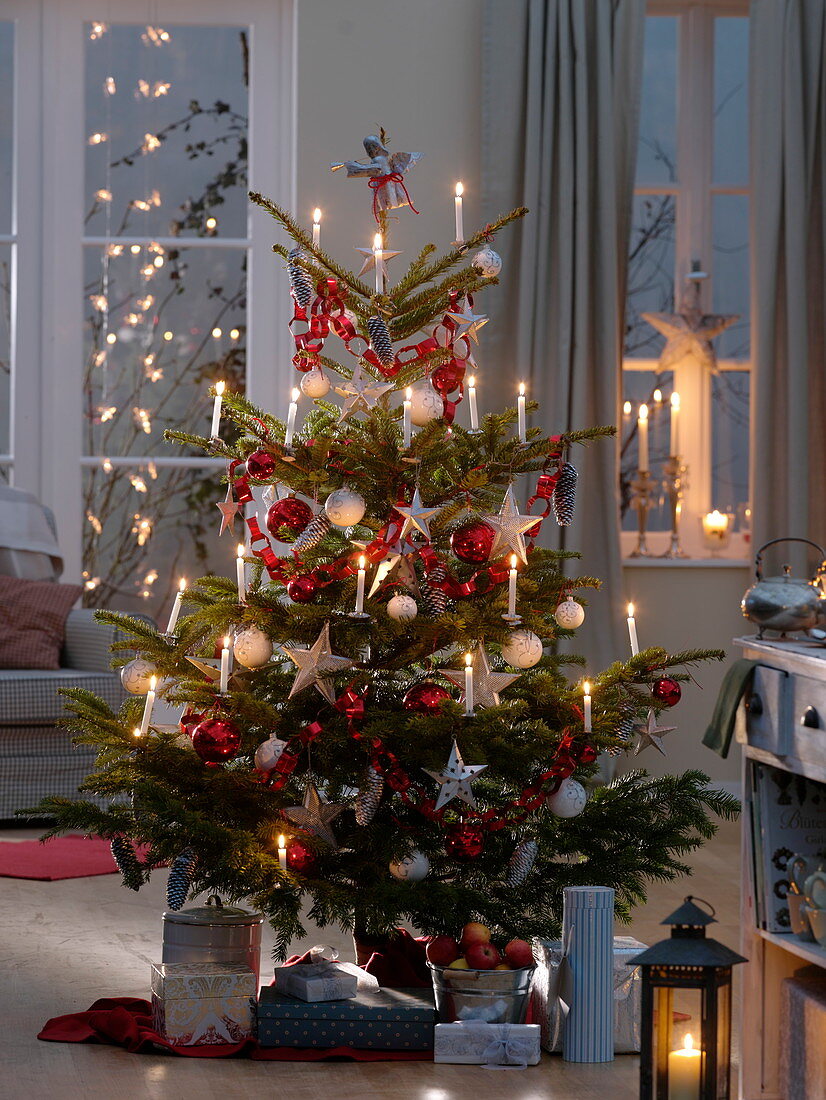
[0,669,124,724]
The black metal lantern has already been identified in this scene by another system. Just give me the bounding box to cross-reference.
[630,896,746,1100]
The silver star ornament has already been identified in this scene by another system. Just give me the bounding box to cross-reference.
[447,303,489,344]
[641,283,738,374]
[443,645,521,709]
[633,710,677,756]
[282,781,344,848]
[424,740,487,812]
[283,622,355,704]
[354,245,403,278]
[485,485,537,565]
[335,373,395,422]
[394,487,440,543]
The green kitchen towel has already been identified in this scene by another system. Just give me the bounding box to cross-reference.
[702,658,758,758]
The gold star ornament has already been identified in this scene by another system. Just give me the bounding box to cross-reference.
[283,622,355,704]
[282,781,344,848]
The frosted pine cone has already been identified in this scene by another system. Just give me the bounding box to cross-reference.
[367,314,394,367]
[110,835,143,892]
[288,248,314,310]
[506,839,538,886]
[355,766,384,826]
[552,462,578,526]
[166,848,198,911]
[292,512,331,554]
[606,705,636,756]
[420,565,448,616]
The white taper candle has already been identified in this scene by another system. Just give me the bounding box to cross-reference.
[165,577,186,634]
[507,554,518,618]
[670,391,680,456]
[517,382,527,442]
[219,636,231,693]
[210,380,225,438]
[468,375,479,430]
[403,388,412,448]
[139,675,156,736]
[626,603,640,656]
[464,652,474,716]
[355,555,366,615]
[637,403,649,471]
[454,182,464,243]
[236,544,246,603]
[278,834,288,871]
[312,207,321,249]
[583,680,592,732]
[284,387,299,450]
[373,232,383,294]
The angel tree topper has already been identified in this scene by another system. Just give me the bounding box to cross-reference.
[331,134,422,220]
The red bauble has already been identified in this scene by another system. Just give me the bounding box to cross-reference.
[578,743,598,765]
[450,520,495,564]
[287,575,318,603]
[431,363,461,395]
[191,717,242,764]
[266,497,313,541]
[402,682,452,713]
[286,839,317,874]
[653,677,682,707]
[245,450,277,480]
[445,823,485,861]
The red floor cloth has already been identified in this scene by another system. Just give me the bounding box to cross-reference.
[0,835,144,880]
[38,997,432,1061]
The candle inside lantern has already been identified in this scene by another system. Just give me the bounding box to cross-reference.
[583,680,592,732]
[637,403,649,471]
[403,388,412,448]
[284,387,300,450]
[165,577,186,634]
[517,382,527,443]
[139,675,156,736]
[277,834,288,871]
[354,555,366,615]
[702,510,731,547]
[312,207,321,249]
[236,544,246,603]
[670,392,681,456]
[464,652,474,716]
[454,181,464,243]
[468,375,479,430]
[626,602,640,656]
[210,380,225,438]
[667,1033,701,1100]
[219,635,231,694]
[373,232,384,294]
[507,554,518,619]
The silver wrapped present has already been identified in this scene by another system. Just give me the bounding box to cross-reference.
[434,1022,542,1065]
[273,961,361,1002]
[531,935,646,1054]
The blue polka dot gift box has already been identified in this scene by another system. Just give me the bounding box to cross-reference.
[256,987,436,1050]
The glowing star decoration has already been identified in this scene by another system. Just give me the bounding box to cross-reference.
[334,373,395,423]
[282,781,345,849]
[354,243,403,278]
[283,622,355,704]
[633,710,677,757]
[215,486,241,536]
[485,485,537,565]
[641,282,739,374]
[424,740,487,812]
[446,302,489,344]
[367,539,419,597]
[394,487,440,543]
[444,645,521,710]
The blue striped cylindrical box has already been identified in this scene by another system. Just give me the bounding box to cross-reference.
[561,885,615,1063]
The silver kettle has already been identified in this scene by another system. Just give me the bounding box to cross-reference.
[741,538,826,638]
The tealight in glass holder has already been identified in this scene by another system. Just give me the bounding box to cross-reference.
[700,510,735,556]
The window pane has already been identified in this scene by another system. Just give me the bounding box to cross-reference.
[0,243,10,455]
[714,17,749,186]
[625,194,676,358]
[620,371,675,532]
[636,17,678,184]
[712,194,750,359]
[0,22,13,235]
[85,23,249,239]
[711,370,750,520]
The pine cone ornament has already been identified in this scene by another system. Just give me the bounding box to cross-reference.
[292,512,331,555]
[506,839,538,886]
[552,462,578,526]
[367,314,394,367]
[166,848,198,911]
[355,766,384,826]
[110,835,143,892]
[419,565,448,616]
[287,248,314,311]
[606,705,636,756]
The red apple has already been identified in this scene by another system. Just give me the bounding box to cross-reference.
[465,941,502,970]
[504,938,534,970]
[426,935,460,968]
[460,921,491,950]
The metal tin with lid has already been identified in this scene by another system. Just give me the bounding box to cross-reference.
[162,894,263,983]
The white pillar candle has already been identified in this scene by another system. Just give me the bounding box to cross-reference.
[626,603,640,657]
[277,834,288,871]
[517,382,527,442]
[667,1034,701,1100]
[355,555,366,615]
[454,182,464,244]
[312,207,321,249]
[583,680,592,733]
[670,392,681,456]
[507,554,518,618]
[165,577,186,634]
[284,387,300,450]
[219,635,231,693]
[464,652,474,715]
[236,544,246,603]
[210,380,225,438]
[403,388,412,448]
[468,375,479,430]
[637,403,649,470]
[139,675,156,736]
[373,232,383,294]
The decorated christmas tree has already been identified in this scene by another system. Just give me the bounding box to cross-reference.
[33,134,736,959]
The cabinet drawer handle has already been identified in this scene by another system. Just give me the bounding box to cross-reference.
[801,705,820,729]
[747,693,763,717]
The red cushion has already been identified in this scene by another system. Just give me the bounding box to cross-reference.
[0,576,82,669]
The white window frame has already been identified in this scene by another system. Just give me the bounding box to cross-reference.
[623,0,751,561]
[3,0,296,583]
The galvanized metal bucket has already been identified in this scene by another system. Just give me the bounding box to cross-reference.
[428,962,535,1024]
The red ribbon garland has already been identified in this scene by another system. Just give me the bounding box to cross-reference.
[367,172,420,223]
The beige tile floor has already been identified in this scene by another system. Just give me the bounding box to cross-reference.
[0,818,740,1100]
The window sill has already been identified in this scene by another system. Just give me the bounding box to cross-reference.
[623,557,750,568]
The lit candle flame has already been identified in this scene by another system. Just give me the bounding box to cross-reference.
[583,681,590,696]
[133,727,142,738]
[373,232,382,251]
[653,388,662,403]
[464,652,473,668]
[469,375,476,388]
[313,208,321,224]
[215,380,225,396]
[278,834,286,850]
[638,403,649,421]
[519,382,526,396]
[405,386,412,399]
[237,543,245,560]
[223,635,231,649]
[627,602,635,617]
[358,555,366,569]
[623,400,632,415]
[455,181,464,197]
[291,387,300,402]
[149,675,157,690]
[178,577,186,592]
[510,554,518,569]
[683,1034,694,1051]
[671,391,681,410]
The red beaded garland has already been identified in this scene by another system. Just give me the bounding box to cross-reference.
[245,450,277,480]
[266,497,313,541]
[402,682,452,713]
[286,575,318,603]
[652,677,682,707]
[286,839,317,874]
[190,717,242,764]
[445,822,485,861]
[450,520,495,564]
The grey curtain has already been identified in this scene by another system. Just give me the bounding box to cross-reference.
[751,1,826,563]
[481,0,645,672]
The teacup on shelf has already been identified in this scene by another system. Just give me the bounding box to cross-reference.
[788,891,815,941]
[804,904,826,950]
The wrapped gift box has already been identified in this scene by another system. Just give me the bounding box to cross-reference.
[273,961,360,1001]
[531,935,646,1054]
[780,969,826,1100]
[434,1022,541,1065]
[150,961,256,1046]
[256,986,436,1050]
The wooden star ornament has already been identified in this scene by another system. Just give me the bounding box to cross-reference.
[216,485,241,536]
[282,781,344,848]
[283,623,355,704]
[633,710,677,756]
[424,740,487,812]
[642,282,739,373]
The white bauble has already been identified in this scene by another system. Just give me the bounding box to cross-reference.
[545,778,587,818]
[120,658,158,695]
[409,382,443,426]
[233,627,273,669]
[387,594,418,622]
[300,370,331,399]
[554,598,586,630]
[324,487,367,527]
[501,629,543,669]
[254,735,288,773]
[472,246,503,277]
[389,850,431,882]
